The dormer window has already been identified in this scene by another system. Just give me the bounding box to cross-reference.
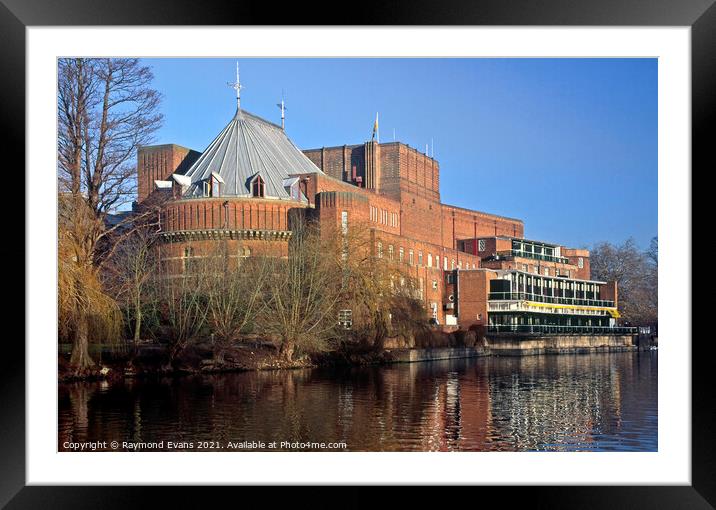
[251,175,266,198]
[211,174,222,197]
[203,172,224,197]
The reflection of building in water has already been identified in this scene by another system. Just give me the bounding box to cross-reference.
[413,363,494,451]
[58,353,654,452]
[484,356,625,450]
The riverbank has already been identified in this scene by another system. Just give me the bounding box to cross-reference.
[59,331,640,383]
[58,343,315,383]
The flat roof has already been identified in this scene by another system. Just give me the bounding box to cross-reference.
[468,235,560,248]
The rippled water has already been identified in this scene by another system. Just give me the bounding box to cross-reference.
[58,350,657,452]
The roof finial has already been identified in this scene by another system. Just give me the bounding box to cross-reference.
[276,89,286,130]
[227,61,242,111]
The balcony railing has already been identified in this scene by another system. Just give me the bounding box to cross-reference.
[487,324,637,335]
[489,250,570,264]
[488,292,614,308]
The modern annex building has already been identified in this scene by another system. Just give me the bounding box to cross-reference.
[136,75,623,335]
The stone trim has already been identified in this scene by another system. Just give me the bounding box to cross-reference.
[160,229,292,242]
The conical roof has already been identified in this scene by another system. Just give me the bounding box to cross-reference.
[180,109,322,199]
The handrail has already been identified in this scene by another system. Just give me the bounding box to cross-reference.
[487,324,637,335]
[488,292,615,308]
[490,250,570,264]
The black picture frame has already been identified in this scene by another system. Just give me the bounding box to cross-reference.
[7,0,708,507]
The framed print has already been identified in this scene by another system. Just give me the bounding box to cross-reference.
[7,0,711,506]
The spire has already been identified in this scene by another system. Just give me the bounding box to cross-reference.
[276,90,286,130]
[227,61,242,111]
[371,112,379,143]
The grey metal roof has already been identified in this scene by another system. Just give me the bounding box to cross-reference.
[181,108,322,199]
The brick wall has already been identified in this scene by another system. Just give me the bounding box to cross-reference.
[161,197,307,232]
[303,145,365,185]
[137,144,200,203]
[441,205,524,251]
[562,247,591,280]
[456,270,499,329]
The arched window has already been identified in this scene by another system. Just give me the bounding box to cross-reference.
[251,175,265,198]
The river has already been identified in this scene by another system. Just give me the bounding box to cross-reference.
[58,350,657,452]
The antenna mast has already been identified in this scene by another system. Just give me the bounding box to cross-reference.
[227,62,242,110]
[276,90,287,130]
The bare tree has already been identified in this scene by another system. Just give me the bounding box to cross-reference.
[337,223,423,350]
[104,219,161,344]
[259,222,344,362]
[647,236,658,267]
[204,242,270,363]
[57,58,163,372]
[590,237,658,326]
[157,247,210,364]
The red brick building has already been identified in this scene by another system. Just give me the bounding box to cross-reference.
[136,90,621,335]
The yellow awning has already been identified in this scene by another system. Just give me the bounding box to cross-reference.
[524,300,620,316]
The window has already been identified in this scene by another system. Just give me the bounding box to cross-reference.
[211,175,222,197]
[377,242,383,258]
[428,253,433,267]
[544,268,549,276]
[409,250,414,265]
[338,309,353,330]
[388,245,394,260]
[444,257,448,271]
[478,239,486,252]
[578,257,584,269]
[522,264,528,272]
[289,181,301,201]
[239,246,251,258]
[182,246,195,273]
[418,251,423,266]
[399,247,404,263]
[451,259,455,269]
[341,211,348,235]
[251,175,265,197]
[533,266,538,274]
[432,280,438,290]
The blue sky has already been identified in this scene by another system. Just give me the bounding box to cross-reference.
[142,58,657,249]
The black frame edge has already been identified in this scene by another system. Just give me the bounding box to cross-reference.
[1,0,26,508]
[8,0,712,507]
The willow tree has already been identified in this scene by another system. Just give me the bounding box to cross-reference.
[260,222,345,362]
[58,195,122,373]
[337,222,425,350]
[57,58,163,372]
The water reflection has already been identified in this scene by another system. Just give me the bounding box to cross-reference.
[58,351,657,452]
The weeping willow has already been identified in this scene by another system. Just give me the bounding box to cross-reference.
[58,195,122,372]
